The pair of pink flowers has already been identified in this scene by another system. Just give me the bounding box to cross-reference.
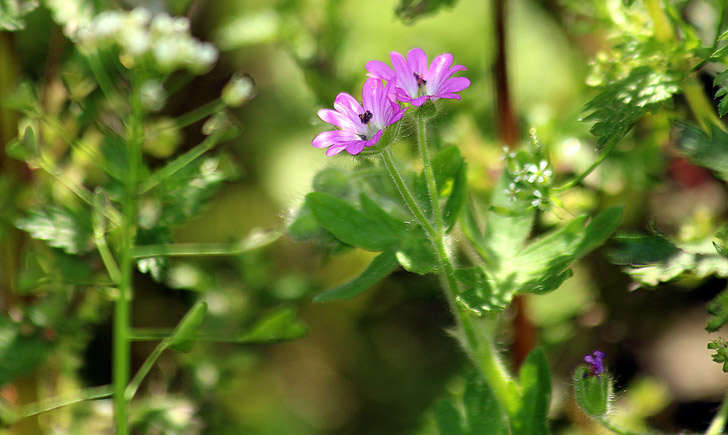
[312,48,471,156]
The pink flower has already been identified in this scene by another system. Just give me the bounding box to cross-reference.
[313,78,407,156]
[366,48,470,106]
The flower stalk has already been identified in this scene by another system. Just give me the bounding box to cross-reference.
[381,121,520,420]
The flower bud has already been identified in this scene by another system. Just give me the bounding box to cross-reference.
[574,352,613,418]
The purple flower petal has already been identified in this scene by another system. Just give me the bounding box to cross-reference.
[365,130,383,147]
[440,76,471,94]
[346,140,366,155]
[366,60,395,81]
[312,130,359,148]
[407,48,428,75]
[334,92,364,119]
[325,143,348,156]
[426,53,453,82]
[318,109,354,129]
[390,51,417,98]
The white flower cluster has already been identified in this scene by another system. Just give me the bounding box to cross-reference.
[502,147,553,209]
[76,8,218,74]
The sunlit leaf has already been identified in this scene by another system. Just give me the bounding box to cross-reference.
[16,206,93,255]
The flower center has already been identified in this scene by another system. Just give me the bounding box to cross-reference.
[358,110,373,124]
[413,72,427,88]
[358,134,367,140]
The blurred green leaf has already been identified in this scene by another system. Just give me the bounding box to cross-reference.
[677,122,728,179]
[434,373,509,435]
[609,234,681,265]
[314,250,399,303]
[514,347,551,435]
[236,308,307,343]
[16,206,93,255]
[169,301,208,353]
[434,399,465,435]
[443,163,467,232]
[306,191,400,251]
[0,315,51,386]
[0,0,38,31]
[395,0,458,23]
[713,69,728,117]
[707,289,728,332]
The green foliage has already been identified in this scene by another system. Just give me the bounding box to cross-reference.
[0,314,52,386]
[583,66,679,151]
[611,230,728,287]
[414,145,467,232]
[313,251,399,302]
[677,122,728,179]
[16,206,93,255]
[169,301,208,352]
[574,366,613,418]
[708,338,728,372]
[513,347,551,435]
[707,289,728,332]
[306,191,402,252]
[434,373,509,435]
[395,0,458,23]
[235,308,307,343]
[0,0,38,31]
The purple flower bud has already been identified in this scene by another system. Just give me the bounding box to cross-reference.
[584,350,606,377]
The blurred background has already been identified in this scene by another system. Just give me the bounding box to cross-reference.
[1,0,728,433]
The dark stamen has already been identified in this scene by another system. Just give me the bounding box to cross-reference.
[414,72,427,87]
[358,110,373,124]
[358,134,367,140]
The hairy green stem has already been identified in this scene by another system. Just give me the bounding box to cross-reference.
[706,390,728,435]
[132,229,280,258]
[380,136,519,419]
[596,416,638,435]
[380,149,436,239]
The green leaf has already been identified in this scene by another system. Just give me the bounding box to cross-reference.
[483,173,535,265]
[677,122,728,178]
[434,373,510,435]
[16,206,93,255]
[709,338,728,372]
[713,69,728,117]
[306,192,399,251]
[359,194,408,235]
[168,301,207,352]
[395,0,458,23]
[463,373,509,434]
[434,399,465,435]
[608,234,680,265]
[0,0,38,31]
[313,251,399,302]
[574,366,612,418]
[236,308,307,343]
[6,127,37,161]
[443,163,467,232]
[396,235,437,275]
[0,315,51,386]
[514,347,551,435]
[312,167,354,198]
[454,267,510,314]
[509,207,622,295]
[583,66,679,151]
[707,289,728,332]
